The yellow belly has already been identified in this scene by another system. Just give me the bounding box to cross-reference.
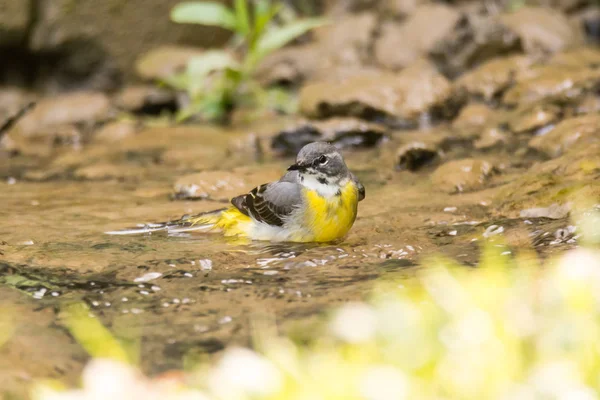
[301,181,359,242]
[187,182,360,243]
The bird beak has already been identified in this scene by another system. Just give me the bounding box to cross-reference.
[287,163,307,171]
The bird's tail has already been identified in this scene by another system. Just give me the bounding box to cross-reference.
[104,208,227,236]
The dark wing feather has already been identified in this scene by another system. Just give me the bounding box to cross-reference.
[351,173,365,201]
[231,182,301,227]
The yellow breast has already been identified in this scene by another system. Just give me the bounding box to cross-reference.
[302,181,359,242]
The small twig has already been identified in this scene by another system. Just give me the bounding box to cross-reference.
[0,101,36,139]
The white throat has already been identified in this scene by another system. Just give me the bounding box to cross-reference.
[299,173,344,198]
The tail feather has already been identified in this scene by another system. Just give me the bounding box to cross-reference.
[105,208,226,236]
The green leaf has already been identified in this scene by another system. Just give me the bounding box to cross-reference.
[185,51,238,95]
[62,303,131,364]
[186,51,239,78]
[234,0,250,35]
[254,18,327,61]
[171,2,237,30]
[253,1,281,43]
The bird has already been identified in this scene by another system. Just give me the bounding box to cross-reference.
[106,142,365,243]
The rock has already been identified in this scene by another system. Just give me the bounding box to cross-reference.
[173,168,281,201]
[27,0,230,87]
[502,64,600,106]
[10,92,111,138]
[431,158,494,193]
[255,45,323,86]
[73,163,146,181]
[454,55,533,101]
[430,12,521,78]
[173,171,248,201]
[508,102,561,134]
[396,142,439,171]
[0,88,35,118]
[451,103,494,137]
[574,94,600,115]
[375,4,461,70]
[520,203,572,219]
[135,45,207,81]
[271,118,387,156]
[114,85,177,115]
[495,142,600,217]
[299,59,459,126]
[381,0,427,17]
[314,12,377,66]
[473,126,510,150]
[499,7,584,55]
[94,121,138,144]
[550,47,600,68]
[0,0,30,45]
[529,114,600,157]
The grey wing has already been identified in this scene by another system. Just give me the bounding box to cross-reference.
[351,172,365,201]
[231,181,302,226]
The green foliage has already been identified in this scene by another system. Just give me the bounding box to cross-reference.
[167,0,326,123]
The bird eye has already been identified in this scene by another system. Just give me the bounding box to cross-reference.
[317,155,328,165]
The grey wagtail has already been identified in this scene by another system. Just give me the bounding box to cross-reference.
[106,142,365,242]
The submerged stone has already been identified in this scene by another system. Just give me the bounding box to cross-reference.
[396,142,439,172]
[502,64,600,106]
[508,102,561,134]
[430,158,494,193]
[455,55,533,101]
[528,113,600,157]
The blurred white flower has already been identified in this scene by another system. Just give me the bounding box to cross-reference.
[329,302,377,343]
[528,361,588,398]
[556,249,600,282]
[359,365,409,400]
[208,347,282,398]
[82,359,149,400]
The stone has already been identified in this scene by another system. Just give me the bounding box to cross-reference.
[299,59,458,126]
[430,12,521,78]
[271,118,387,156]
[381,0,427,17]
[396,142,439,171]
[508,102,561,134]
[502,64,600,106]
[255,45,323,86]
[314,12,377,66]
[173,171,248,201]
[114,85,177,114]
[473,127,509,150]
[451,103,494,137]
[499,7,584,55]
[94,121,138,144]
[454,55,533,101]
[10,92,111,138]
[135,46,207,81]
[73,163,146,181]
[550,46,600,67]
[520,203,572,220]
[375,4,461,70]
[0,88,35,118]
[0,0,30,45]
[431,158,494,193]
[528,114,600,157]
